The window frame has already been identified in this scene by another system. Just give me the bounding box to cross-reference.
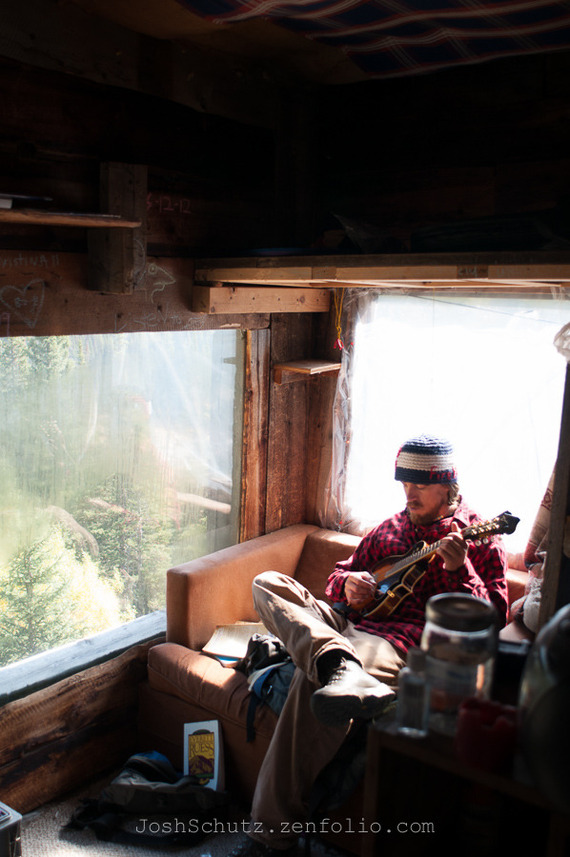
[0,327,251,698]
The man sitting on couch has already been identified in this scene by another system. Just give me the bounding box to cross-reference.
[230,434,509,857]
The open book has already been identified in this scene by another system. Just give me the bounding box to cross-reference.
[201,621,266,666]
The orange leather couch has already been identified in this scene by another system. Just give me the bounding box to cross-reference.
[137,524,528,840]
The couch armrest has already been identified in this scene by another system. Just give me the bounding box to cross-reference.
[167,524,319,649]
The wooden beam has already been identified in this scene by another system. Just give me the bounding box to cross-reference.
[0,0,279,128]
[539,362,570,628]
[0,642,156,813]
[240,329,271,541]
[192,285,331,314]
[0,613,165,705]
[0,251,269,336]
[265,313,314,532]
[194,252,570,288]
[88,162,148,294]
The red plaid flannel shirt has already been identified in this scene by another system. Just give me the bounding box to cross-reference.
[325,499,509,656]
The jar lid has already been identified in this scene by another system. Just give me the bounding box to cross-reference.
[425,592,498,632]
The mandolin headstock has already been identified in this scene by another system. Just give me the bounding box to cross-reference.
[464,510,520,543]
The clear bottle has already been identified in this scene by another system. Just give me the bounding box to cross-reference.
[396,646,429,738]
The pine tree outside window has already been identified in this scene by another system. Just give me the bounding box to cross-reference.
[0,330,243,667]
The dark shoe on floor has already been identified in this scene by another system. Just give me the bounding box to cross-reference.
[310,658,396,726]
[228,835,298,857]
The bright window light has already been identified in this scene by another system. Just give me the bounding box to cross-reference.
[0,330,243,666]
[343,293,568,554]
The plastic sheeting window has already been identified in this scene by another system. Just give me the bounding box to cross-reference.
[324,290,569,555]
[0,330,243,667]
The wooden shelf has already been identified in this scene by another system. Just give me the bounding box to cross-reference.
[0,208,141,228]
[273,359,341,384]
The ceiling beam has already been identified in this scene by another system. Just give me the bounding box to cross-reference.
[194,251,570,289]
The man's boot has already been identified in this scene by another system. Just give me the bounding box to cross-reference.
[310,651,396,726]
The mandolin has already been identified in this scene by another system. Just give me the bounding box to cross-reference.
[358,510,520,620]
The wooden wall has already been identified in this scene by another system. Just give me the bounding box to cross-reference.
[0,57,277,258]
[0,18,336,811]
[0,643,155,812]
[312,51,570,252]
[1,0,569,815]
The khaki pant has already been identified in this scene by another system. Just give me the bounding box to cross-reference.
[249,571,405,849]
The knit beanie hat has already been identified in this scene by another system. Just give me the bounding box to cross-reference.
[394,434,457,484]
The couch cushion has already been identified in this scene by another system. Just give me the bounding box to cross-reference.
[294,529,360,601]
[147,642,278,741]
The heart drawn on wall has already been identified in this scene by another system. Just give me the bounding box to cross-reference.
[0,279,46,328]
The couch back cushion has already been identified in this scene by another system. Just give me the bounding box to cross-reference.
[294,529,361,601]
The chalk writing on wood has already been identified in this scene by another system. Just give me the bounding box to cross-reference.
[0,253,60,270]
[133,256,176,302]
[147,193,192,216]
[0,279,45,328]
[116,260,181,333]
[133,237,148,292]
[146,262,176,303]
[115,303,184,334]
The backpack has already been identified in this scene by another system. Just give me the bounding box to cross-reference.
[235,633,296,741]
[65,751,229,848]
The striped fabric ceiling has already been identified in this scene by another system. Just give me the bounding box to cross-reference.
[175,0,570,78]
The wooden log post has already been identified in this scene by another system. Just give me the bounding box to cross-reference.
[88,162,147,294]
[539,361,570,628]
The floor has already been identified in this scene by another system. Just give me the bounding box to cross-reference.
[19,773,351,857]
[20,773,246,857]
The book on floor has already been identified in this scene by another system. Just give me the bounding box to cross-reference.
[183,720,224,790]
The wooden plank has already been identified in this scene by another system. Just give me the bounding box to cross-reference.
[0,642,155,812]
[70,0,366,85]
[0,0,279,129]
[0,611,165,705]
[240,328,271,541]
[0,209,140,227]
[305,372,339,526]
[0,644,149,768]
[539,362,570,628]
[265,313,313,532]
[273,359,340,384]
[0,251,269,336]
[2,720,136,813]
[192,285,331,314]
[194,252,570,287]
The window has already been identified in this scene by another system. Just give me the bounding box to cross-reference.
[0,330,243,667]
[330,291,568,555]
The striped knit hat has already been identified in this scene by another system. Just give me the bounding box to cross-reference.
[394,435,457,485]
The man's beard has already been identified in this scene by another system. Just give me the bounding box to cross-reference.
[407,507,432,526]
[407,504,448,526]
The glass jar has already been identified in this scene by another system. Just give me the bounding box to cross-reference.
[420,592,499,736]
